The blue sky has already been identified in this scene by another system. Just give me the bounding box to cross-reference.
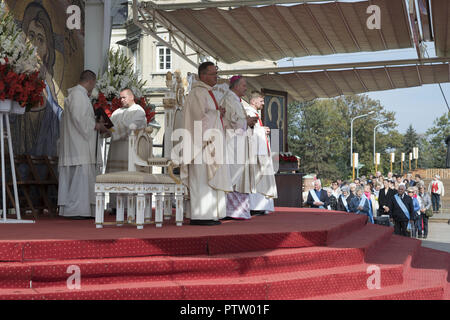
[278,43,449,135]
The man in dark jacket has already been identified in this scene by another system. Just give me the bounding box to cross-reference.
[378,179,397,217]
[387,184,415,237]
[306,180,330,209]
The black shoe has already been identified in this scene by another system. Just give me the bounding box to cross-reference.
[190,219,221,226]
[66,216,92,220]
[423,235,427,239]
[250,210,265,216]
[418,235,422,239]
[220,217,235,221]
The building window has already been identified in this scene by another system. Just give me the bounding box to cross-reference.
[157,46,172,72]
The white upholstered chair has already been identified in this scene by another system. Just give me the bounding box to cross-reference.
[94,124,184,229]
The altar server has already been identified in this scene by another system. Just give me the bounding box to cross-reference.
[179,62,232,225]
[245,90,277,215]
[58,70,108,219]
[105,88,147,173]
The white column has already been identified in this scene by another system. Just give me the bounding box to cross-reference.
[116,194,124,226]
[164,194,172,220]
[136,193,145,230]
[145,194,152,222]
[155,193,163,228]
[84,0,112,74]
[127,195,135,223]
[175,188,184,227]
[95,192,105,228]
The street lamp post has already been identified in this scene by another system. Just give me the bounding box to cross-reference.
[373,121,393,168]
[351,111,375,167]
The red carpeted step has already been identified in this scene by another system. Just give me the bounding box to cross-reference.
[0,246,366,289]
[308,265,447,300]
[328,223,394,258]
[305,242,449,300]
[0,280,185,300]
[0,263,403,300]
[364,235,421,266]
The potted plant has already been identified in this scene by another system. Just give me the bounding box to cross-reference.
[92,49,156,125]
[0,6,45,114]
[277,152,300,172]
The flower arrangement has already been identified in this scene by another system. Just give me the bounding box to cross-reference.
[92,49,155,123]
[0,5,45,111]
[279,152,299,163]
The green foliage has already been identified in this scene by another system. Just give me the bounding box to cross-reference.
[423,112,450,168]
[288,95,402,180]
[401,124,420,156]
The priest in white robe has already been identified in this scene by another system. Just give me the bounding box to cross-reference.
[105,88,147,173]
[58,70,109,219]
[245,91,278,214]
[221,76,256,219]
[179,62,232,226]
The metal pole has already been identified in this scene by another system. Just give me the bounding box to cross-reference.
[373,121,392,167]
[352,153,356,181]
[0,114,5,222]
[351,111,375,168]
[5,114,21,220]
[350,119,354,167]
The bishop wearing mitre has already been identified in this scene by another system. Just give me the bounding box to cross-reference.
[178,62,232,226]
[221,76,257,219]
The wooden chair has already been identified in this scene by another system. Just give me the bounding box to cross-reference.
[94,125,184,229]
[4,155,58,219]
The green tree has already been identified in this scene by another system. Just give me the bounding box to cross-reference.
[424,112,450,168]
[402,124,420,156]
[288,94,401,181]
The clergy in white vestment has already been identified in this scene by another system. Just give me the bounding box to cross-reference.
[221,76,256,219]
[105,88,147,173]
[179,62,233,226]
[245,91,277,214]
[58,70,109,219]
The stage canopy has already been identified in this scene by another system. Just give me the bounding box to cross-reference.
[132,0,450,101]
[244,61,450,101]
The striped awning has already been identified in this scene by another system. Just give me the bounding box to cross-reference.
[431,0,450,57]
[152,0,413,64]
[246,63,450,101]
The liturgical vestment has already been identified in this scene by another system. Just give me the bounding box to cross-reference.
[106,103,147,173]
[221,91,252,219]
[180,80,232,221]
[245,105,277,212]
[58,85,98,217]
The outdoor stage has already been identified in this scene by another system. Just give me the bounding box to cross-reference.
[0,208,449,300]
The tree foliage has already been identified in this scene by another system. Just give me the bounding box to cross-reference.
[423,112,450,168]
[288,95,450,179]
[288,95,405,180]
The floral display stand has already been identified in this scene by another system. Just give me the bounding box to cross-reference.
[0,99,34,224]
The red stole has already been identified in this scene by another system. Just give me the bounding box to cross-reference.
[208,90,224,128]
[255,113,271,155]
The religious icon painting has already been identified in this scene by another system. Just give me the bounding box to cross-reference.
[261,89,288,153]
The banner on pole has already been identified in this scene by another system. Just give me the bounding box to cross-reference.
[353,153,359,167]
[413,147,419,159]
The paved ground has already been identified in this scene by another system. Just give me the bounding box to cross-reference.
[421,221,450,253]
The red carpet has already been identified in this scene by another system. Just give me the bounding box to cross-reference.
[0,208,448,300]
